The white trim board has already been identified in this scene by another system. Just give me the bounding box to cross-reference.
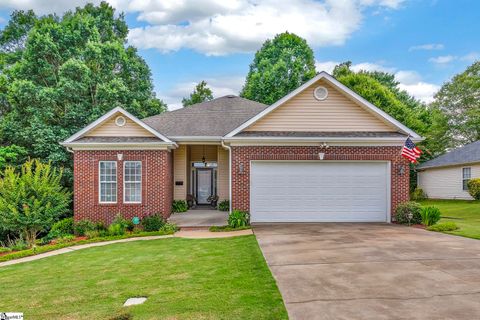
[62,106,176,145]
[224,72,422,139]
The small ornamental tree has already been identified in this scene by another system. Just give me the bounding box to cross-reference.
[467,178,480,200]
[0,159,71,246]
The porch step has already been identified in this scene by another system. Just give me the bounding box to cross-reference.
[178,226,211,231]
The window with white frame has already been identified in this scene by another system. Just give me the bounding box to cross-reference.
[99,161,117,203]
[124,161,142,203]
[463,167,471,191]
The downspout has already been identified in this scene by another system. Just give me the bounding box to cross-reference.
[221,139,232,213]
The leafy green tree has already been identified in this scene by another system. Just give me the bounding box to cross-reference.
[241,32,316,104]
[0,2,166,182]
[0,159,71,246]
[431,61,480,146]
[0,145,27,171]
[182,80,214,107]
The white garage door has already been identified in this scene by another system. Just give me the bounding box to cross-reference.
[250,161,390,222]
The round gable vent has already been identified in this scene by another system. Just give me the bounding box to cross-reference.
[115,116,126,127]
[313,86,328,101]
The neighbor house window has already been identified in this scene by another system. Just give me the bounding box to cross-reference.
[463,167,471,191]
[99,161,117,203]
[124,161,142,203]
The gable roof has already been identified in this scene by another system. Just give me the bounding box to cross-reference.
[142,95,268,138]
[62,107,175,145]
[225,72,422,140]
[417,140,480,170]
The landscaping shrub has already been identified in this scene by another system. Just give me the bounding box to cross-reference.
[160,223,179,233]
[0,246,12,253]
[85,230,101,239]
[410,188,427,201]
[54,234,76,244]
[395,201,422,224]
[74,220,96,236]
[0,159,71,246]
[107,223,126,236]
[50,217,74,236]
[467,178,480,200]
[228,210,250,228]
[172,200,188,213]
[217,200,229,212]
[427,222,458,232]
[142,214,165,231]
[4,236,29,251]
[420,206,441,226]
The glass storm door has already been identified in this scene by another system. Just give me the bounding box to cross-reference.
[196,169,212,204]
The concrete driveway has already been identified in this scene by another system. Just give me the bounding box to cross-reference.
[253,223,480,320]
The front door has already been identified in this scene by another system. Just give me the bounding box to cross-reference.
[196,169,213,204]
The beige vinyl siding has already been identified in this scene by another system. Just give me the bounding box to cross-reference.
[217,146,229,201]
[417,164,480,200]
[189,145,218,162]
[245,80,395,132]
[173,145,187,200]
[87,112,155,137]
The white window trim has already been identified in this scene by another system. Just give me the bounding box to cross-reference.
[99,161,117,204]
[123,161,142,204]
[462,167,471,191]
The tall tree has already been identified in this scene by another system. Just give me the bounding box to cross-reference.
[182,80,213,107]
[431,61,480,146]
[0,2,166,182]
[241,32,316,105]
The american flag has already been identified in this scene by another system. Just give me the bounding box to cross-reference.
[402,137,422,163]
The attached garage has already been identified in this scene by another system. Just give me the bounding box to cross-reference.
[250,161,390,223]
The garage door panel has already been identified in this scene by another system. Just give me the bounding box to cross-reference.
[250,162,389,222]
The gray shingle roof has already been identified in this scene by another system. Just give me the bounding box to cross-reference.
[74,137,164,143]
[142,95,268,137]
[234,131,408,138]
[417,140,480,169]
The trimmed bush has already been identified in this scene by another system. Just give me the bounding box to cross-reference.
[172,200,188,213]
[427,222,458,232]
[74,220,96,236]
[395,201,422,224]
[142,214,165,232]
[160,223,179,233]
[228,210,250,228]
[107,223,126,236]
[217,200,229,212]
[420,206,441,226]
[410,188,427,201]
[50,217,74,235]
[467,178,480,200]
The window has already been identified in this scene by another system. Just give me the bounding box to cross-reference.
[463,167,471,191]
[99,161,117,203]
[124,161,142,203]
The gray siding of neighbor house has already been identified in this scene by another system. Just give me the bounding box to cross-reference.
[417,164,480,200]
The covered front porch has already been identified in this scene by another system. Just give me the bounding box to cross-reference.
[172,144,229,208]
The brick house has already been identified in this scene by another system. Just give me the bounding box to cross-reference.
[62,72,421,224]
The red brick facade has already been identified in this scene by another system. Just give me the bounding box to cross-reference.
[231,146,410,221]
[73,150,173,225]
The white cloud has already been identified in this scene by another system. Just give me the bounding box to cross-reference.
[398,82,439,104]
[160,76,244,110]
[315,60,439,103]
[429,55,457,64]
[460,52,480,62]
[409,43,444,51]
[0,0,406,56]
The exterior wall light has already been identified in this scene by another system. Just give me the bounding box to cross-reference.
[398,164,405,176]
[239,163,244,173]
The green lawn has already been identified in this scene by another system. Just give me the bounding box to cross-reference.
[420,199,480,239]
[0,236,287,320]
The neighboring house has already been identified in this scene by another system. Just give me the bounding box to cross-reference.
[61,72,421,224]
[417,141,480,200]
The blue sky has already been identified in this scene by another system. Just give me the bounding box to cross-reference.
[0,0,478,109]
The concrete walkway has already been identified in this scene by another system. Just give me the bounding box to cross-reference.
[168,209,228,227]
[0,229,253,268]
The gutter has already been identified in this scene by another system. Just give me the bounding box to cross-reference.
[221,139,232,214]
